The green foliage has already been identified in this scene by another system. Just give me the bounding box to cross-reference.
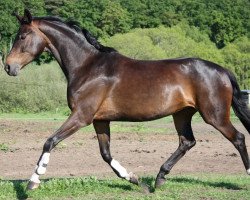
[0,0,47,62]
[103,30,166,60]
[0,62,67,113]
[104,25,249,89]
[222,37,250,89]
[0,175,249,200]
[44,0,65,15]
[0,143,9,152]
[44,0,132,38]
[0,1,22,54]
[174,0,249,48]
[99,1,132,36]
[0,0,249,52]
[104,25,221,61]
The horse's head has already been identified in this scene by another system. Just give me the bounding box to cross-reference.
[5,9,47,76]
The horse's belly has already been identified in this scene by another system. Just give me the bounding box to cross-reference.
[94,88,195,121]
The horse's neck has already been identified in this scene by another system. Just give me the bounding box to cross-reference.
[38,21,98,81]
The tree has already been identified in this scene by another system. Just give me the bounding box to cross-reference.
[0,0,46,56]
[104,25,248,88]
[99,1,132,36]
[180,0,249,48]
[222,37,250,89]
[0,0,23,56]
[0,0,249,67]
[22,0,46,15]
[44,0,65,15]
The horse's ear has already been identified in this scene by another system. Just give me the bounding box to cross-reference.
[23,9,32,24]
[12,11,22,24]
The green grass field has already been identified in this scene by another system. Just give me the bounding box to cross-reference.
[0,174,249,200]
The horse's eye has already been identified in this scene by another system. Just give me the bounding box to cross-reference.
[20,34,26,40]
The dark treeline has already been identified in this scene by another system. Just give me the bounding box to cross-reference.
[0,0,249,50]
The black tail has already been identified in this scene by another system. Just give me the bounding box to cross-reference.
[227,70,250,134]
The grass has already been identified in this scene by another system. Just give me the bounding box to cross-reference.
[0,174,249,200]
[0,143,9,152]
[0,62,67,113]
[0,112,68,121]
[0,111,240,135]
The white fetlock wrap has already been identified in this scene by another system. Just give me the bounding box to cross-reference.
[37,153,50,175]
[29,153,50,184]
[111,159,130,180]
[36,165,47,175]
[247,169,250,175]
[30,173,40,184]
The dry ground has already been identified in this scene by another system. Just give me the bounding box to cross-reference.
[0,118,249,181]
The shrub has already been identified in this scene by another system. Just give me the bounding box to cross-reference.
[0,62,67,113]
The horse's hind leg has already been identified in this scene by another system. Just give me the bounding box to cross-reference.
[197,86,250,175]
[219,124,250,174]
[155,107,197,188]
[201,113,250,174]
[93,120,139,185]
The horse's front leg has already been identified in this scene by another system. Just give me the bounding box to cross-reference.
[93,120,139,185]
[27,111,89,190]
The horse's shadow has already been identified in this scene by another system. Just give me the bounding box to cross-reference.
[9,179,28,200]
[139,176,243,193]
[3,176,243,199]
[169,176,242,190]
[3,178,52,200]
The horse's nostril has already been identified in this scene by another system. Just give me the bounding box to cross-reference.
[4,63,20,76]
[5,64,10,72]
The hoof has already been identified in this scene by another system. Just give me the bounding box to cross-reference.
[139,182,151,194]
[155,177,166,188]
[27,181,40,190]
[129,172,139,185]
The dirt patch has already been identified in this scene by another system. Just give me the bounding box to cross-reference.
[0,119,249,180]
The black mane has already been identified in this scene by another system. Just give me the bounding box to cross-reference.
[34,16,117,53]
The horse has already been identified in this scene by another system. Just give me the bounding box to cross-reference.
[5,9,250,190]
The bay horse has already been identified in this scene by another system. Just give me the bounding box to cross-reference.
[5,9,250,190]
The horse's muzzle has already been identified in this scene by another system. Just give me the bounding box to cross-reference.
[4,63,20,76]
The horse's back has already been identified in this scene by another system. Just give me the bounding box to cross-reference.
[94,56,232,121]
